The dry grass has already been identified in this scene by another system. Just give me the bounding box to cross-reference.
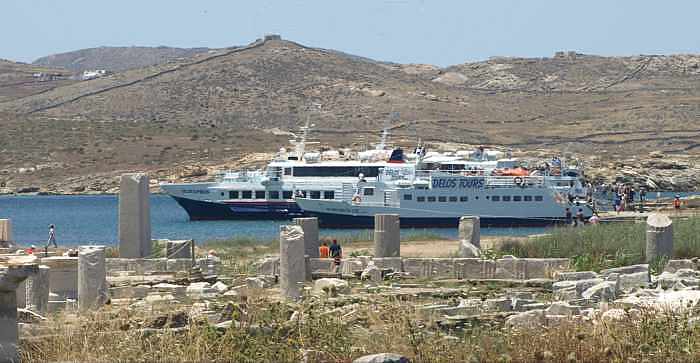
[20,298,700,362]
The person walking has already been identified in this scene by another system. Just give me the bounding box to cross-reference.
[46,224,57,248]
[674,195,682,214]
[329,239,342,272]
[319,241,330,258]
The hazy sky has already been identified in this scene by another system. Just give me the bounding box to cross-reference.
[3,0,700,66]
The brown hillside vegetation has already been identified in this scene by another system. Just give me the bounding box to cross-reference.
[32,46,212,73]
[0,37,699,192]
[0,59,75,103]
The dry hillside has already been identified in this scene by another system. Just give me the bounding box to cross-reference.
[1,37,699,192]
[33,46,212,73]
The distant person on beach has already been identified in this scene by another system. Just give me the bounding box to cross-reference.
[46,224,57,248]
[564,208,572,226]
[319,241,330,258]
[575,208,585,227]
[329,239,342,272]
[674,195,682,213]
[589,214,600,225]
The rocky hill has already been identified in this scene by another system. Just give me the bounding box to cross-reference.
[0,59,75,103]
[32,46,212,73]
[1,38,699,193]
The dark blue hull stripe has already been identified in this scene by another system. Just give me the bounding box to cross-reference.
[171,196,303,220]
[305,211,569,228]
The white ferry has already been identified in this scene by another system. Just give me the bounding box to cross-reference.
[160,124,416,220]
[295,157,594,227]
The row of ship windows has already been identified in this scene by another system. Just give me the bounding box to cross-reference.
[222,190,335,200]
[404,194,544,202]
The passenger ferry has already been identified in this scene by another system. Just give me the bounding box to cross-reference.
[160,124,417,220]
[295,156,594,228]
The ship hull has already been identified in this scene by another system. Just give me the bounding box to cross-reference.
[304,210,566,228]
[170,195,303,220]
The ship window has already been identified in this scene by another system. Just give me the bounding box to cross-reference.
[310,191,321,199]
[534,195,543,202]
[427,196,436,202]
[255,191,266,199]
[417,196,425,202]
[283,191,293,199]
[292,166,380,177]
[492,196,500,202]
[241,191,252,199]
[438,196,447,202]
[363,188,374,196]
[524,195,533,202]
[284,168,292,176]
[475,196,479,200]
[513,196,522,202]
[404,194,412,200]
[324,191,335,199]
[449,196,458,202]
[460,196,468,202]
[229,191,239,199]
[221,192,225,197]
[269,191,280,199]
[502,196,511,202]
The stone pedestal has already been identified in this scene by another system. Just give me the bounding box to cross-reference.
[119,173,152,258]
[279,225,305,300]
[1,264,39,363]
[78,246,108,311]
[646,213,673,263]
[294,218,320,258]
[458,216,481,248]
[26,265,50,314]
[374,214,400,258]
[0,219,11,243]
[40,257,78,300]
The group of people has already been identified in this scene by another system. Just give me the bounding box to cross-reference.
[318,239,343,271]
[564,207,594,227]
[610,184,647,213]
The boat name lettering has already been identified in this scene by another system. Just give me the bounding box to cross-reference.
[183,190,210,194]
[432,178,484,189]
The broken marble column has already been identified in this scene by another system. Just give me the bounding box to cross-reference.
[374,214,400,258]
[118,173,152,258]
[1,263,39,363]
[458,216,481,257]
[646,213,673,263]
[294,217,320,258]
[78,246,108,311]
[280,225,306,300]
[0,219,11,243]
[25,265,50,314]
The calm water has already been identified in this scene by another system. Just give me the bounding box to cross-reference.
[0,195,553,246]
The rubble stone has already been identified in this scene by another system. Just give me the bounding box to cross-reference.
[313,278,350,296]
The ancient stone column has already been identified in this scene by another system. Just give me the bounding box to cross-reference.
[78,246,108,311]
[374,214,400,258]
[119,173,152,258]
[279,225,306,300]
[646,213,673,263]
[459,216,481,248]
[0,264,39,363]
[0,219,11,244]
[25,265,50,314]
[294,217,320,258]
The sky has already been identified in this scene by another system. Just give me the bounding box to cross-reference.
[3,0,700,67]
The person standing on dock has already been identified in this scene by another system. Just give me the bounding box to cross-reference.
[674,195,682,213]
[46,224,57,248]
[564,208,573,226]
[575,208,585,227]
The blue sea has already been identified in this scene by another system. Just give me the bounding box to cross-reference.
[1,192,697,246]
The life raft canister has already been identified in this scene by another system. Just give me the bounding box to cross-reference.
[352,195,362,204]
[513,176,524,186]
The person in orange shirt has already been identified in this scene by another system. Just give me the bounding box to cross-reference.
[319,241,330,258]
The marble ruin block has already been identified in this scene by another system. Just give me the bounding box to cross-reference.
[40,257,78,300]
[294,217,320,258]
[374,214,400,258]
[119,173,152,258]
[458,216,481,249]
[25,265,50,314]
[164,240,193,259]
[78,246,108,311]
[279,225,305,300]
[0,219,11,243]
[372,257,403,273]
[646,213,673,263]
[1,264,39,363]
